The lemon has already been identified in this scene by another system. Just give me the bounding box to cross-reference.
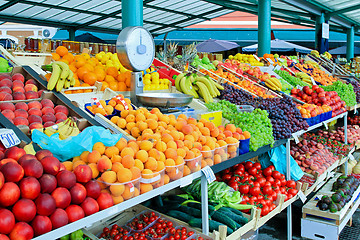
[144,85,150,91]
[149,84,156,90]
[111,54,119,62]
[155,85,161,90]
[150,72,159,79]
[144,79,151,85]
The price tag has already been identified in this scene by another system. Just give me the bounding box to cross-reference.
[0,129,20,148]
[292,133,300,144]
[180,175,193,188]
[253,54,260,61]
[266,58,274,64]
[310,77,316,85]
[298,191,307,203]
[314,194,323,201]
[201,166,216,184]
[115,95,130,110]
[323,122,328,130]
[354,105,357,114]
[274,65,281,71]
[349,153,355,161]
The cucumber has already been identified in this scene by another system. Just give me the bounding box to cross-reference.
[218,209,248,225]
[178,206,202,218]
[188,218,233,235]
[168,195,188,203]
[220,207,243,216]
[154,195,163,207]
[187,202,216,216]
[188,218,202,228]
[211,211,238,231]
[167,210,192,222]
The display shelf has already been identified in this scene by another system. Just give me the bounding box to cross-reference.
[0,112,32,144]
[346,103,360,112]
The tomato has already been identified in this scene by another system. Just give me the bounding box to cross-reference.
[256,177,266,187]
[249,196,257,201]
[266,176,275,184]
[280,178,287,187]
[230,176,240,183]
[245,161,253,170]
[268,165,275,171]
[264,199,272,206]
[288,188,298,196]
[274,179,281,187]
[223,168,230,174]
[270,203,276,211]
[257,195,264,201]
[248,200,255,205]
[253,162,261,170]
[228,181,238,191]
[239,184,250,194]
[250,186,261,196]
[261,205,269,216]
[272,171,282,179]
[234,169,244,176]
[253,182,260,187]
[242,195,250,201]
[286,180,296,189]
[222,174,232,182]
[263,167,273,177]
[248,167,258,176]
[235,165,245,172]
[264,181,271,187]
[262,185,273,195]
[280,186,286,194]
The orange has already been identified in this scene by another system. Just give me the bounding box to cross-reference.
[52,52,60,61]
[56,46,68,57]
[95,69,106,82]
[77,66,90,80]
[69,64,77,73]
[63,53,74,63]
[105,75,115,83]
[106,67,119,78]
[83,72,97,85]
[74,56,86,68]
[108,81,118,91]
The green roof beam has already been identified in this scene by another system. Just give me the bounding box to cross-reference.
[328,4,360,16]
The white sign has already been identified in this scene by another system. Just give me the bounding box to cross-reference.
[267,58,274,64]
[292,133,300,144]
[322,23,329,39]
[202,166,216,184]
[298,191,307,203]
[0,129,20,148]
[253,54,261,61]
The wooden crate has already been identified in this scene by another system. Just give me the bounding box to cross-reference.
[253,194,285,230]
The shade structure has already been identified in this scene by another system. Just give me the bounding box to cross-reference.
[329,45,360,55]
[75,33,106,43]
[242,39,312,54]
[196,39,239,53]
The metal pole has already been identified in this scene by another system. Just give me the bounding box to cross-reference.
[344,112,349,175]
[315,13,325,52]
[258,0,271,56]
[286,139,292,240]
[68,28,75,41]
[346,26,354,61]
[201,174,209,235]
[122,0,143,28]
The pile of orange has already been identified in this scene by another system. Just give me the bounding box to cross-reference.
[296,63,337,86]
[85,94,133,116]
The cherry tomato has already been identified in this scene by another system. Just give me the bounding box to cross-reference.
[288,188,298,196]
[167,222,173,228]
[249,195,257,201]
[222,174,232,182]
[228,181,239,191]
[262,185,273,195]
[280,186,286,194]
[181,236,187,240]
[245,161,253,170]
[257,195,264,201]
[264,181,271,187]
[266,176,275,184]
[248,167,258,176]
[272,171,282,179]
[175,234,180,240]
[261,205,270,216]
[286,180,296,189]
[274,179,281,187]
[239,184,250,194]
[264,199,272,206]
[236,164,245,172]
[280,178,287,187]
[253,182,260,187]
[242,195,250,201]
[263,167,273,177]
[114,235,121,240]
[268,165,275,171]
[256,177,266,187]
[250,186,261,196]
[234,169,244,176]
[253,162,261,170]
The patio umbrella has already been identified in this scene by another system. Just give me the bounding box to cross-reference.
[75,33,106,43]
[242,39,312,54]
[329,46,360,55]
[196,39,239,53]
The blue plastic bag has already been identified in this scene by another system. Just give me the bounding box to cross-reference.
[32,126,122,162]
[259,145,304,181]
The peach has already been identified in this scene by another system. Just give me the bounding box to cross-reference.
[42,107,55,115]
[0,102,15,111]
[14,109,28,119]
[2,109,15,120]
[24,84,38,92]
[42,114,56,123]
[12,86,25,93]
[97,158,112,173]
[0,74,10,81]
[0,79,12,88]
[182,124,193,135]
[13,117,29,126]
[13,92,26,100]
[15,102,28,111]
[29,122,43,130]
[0,86,11,94]
[25,91,38,100]
[54,105,69,116]
[41,99,54,109]
[28,115,42,124]
[37,90,44,98]
[12,73,25,82]
[28,101,42,110]
[43,121,55,128]
[28,108,42,117]
[0,92,12,101]
[25,79,37,85]
[13,80,24,88]
[55,112,67,121]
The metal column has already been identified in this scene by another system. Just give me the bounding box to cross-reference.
[201,174,209,235]
[315,13,328,53]
[346,26,355,61]
[258,0,271,56]
[68,28,75,41]
[122,0,143,28]
[286,139,292,240]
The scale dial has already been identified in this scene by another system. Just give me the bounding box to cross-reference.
[116,26,155,72]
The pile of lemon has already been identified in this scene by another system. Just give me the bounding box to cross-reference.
[95,51,128,73]
[143,68,170,91]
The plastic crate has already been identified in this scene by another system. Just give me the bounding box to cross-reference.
[84,99,120,120]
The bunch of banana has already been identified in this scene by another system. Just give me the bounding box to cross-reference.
[310,50,320,58]
[295,72,312,85]
[321,51,332,60]
[41,117,80,140]
[304,60,320,69]
[264,77,282,91]
[42,62,75,92]
[175,73,224,103]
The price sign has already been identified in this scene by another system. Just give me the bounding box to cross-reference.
[323,122,328,130]
[267,58,274,64]
[298,191,307,203]
[292,133,300,144]
[253,54,260,61]
[0,129,20,148]
[349,153,355,161]
[202,166,216,184]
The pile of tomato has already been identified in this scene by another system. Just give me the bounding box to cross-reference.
[216,161,298,216]
[100,225,130,240]
[127,211,159,231]
[163,227,195,240]
[144,218,175,239]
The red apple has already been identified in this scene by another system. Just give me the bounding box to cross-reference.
[9,222,33,240]
[12,199,36,222]
[51,187,71,209]
[31,215,52,236]
[50,208,68,229]
[73,165,92,183]
[0,182,20,207]
[39,174,57,193]
[0,209,15,234]
[19,177,41,200]
[35,149,53,161]
[21,159,43,178]
[85,180,101,199]
[70,183,87,204]
[4,146,26,161]
[56,170,76,189]
[0,162,24,182]
[81,197,99,216]
[97,192,114,210]
[40,156,60,175]
[35,193,56,216]
[65,205,85,223]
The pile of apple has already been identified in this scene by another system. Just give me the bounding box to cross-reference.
[0,99,69,131]
[291,85,346,117]
[291,139,339,176]
[0,73,43,101]
[0,145,113,239]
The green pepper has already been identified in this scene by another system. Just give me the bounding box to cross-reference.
[60,235,70,240]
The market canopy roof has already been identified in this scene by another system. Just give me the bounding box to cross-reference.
[196,39,239,53]
[329,46,360,55]
[242,39,312,53]
[0,0,360,36]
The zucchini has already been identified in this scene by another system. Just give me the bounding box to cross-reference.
[167,210,192,222]
[187,202,216,216]
[178,205,202,218]
[211,211,238,231]
[188,218,233,235]
[218,209,248,225]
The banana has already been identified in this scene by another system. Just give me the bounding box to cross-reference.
[59,121,73,140]
[68,71,75,87]
[195,81,213,103]
[188,75,199,98]
[47,63,61,90]
[265,80,278,91]
[56,77,66,92]
[68,122,80,137]
[55,61,70,81]
[175,73,185,92]
[23,142,36,155]
[195,76,217,97]
[211,79,224,90]
[64,78,70,89]
[180,76,198,98]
